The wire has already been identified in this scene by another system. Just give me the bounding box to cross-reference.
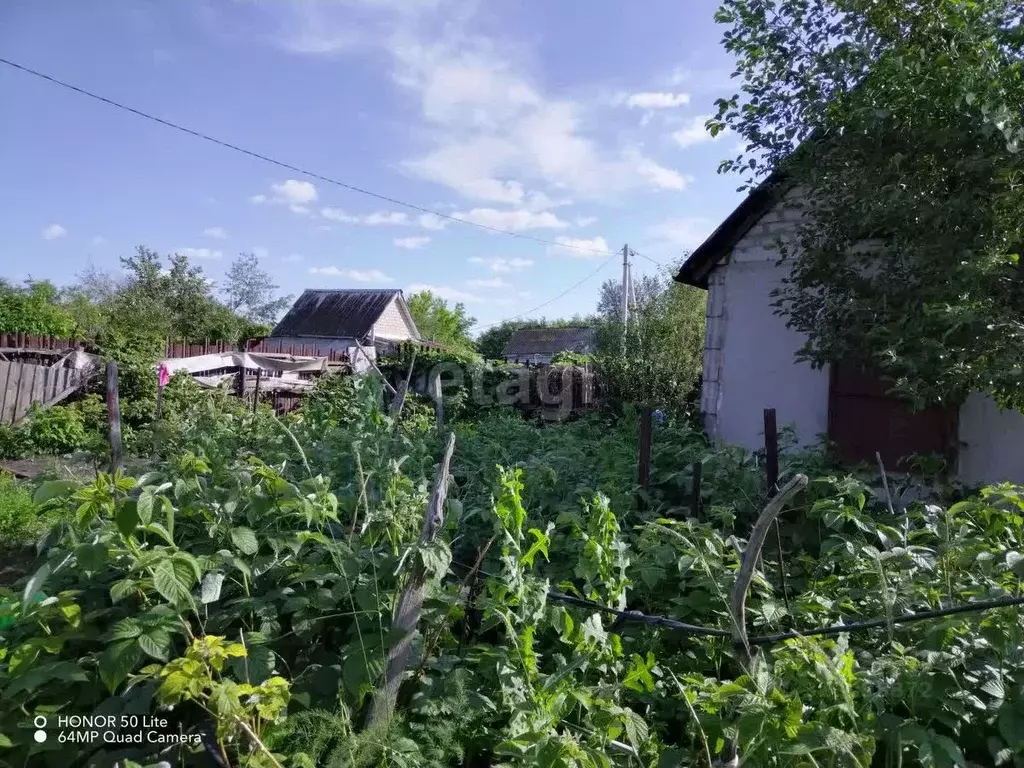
[0,56,627,260]
[469,252,618,330]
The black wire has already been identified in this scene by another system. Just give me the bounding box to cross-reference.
[0,56,625,260]
[449,559,1024,645]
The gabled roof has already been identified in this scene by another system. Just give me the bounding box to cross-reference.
[270,289,420,340]
[502,326,597,358]
[675,171,791,289]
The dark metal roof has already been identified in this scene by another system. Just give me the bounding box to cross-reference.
[502,327,597,358]
[674,171,791,289]
[269,289,417,340]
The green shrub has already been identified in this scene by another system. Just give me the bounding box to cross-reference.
[0,473,41,545]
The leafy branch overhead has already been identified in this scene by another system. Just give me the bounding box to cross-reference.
[712,0,1024,410]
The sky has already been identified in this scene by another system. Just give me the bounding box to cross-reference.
[0,0,747,332]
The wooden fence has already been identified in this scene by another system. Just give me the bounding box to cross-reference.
[0,334,446,362]
[0,359,94,426]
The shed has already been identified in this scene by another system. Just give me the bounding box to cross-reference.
[269,289,420,363]
[675,178,1024,486]
[502,327,597,365]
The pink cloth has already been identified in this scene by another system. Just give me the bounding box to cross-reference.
[157,363,170,389]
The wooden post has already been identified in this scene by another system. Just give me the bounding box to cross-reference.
[691,460,703,519]
[369,432,457,727]
[253,369,262,412]
[638,406,653,491]
[762,407,790,614]
[236,366,245,398]
[106,361,123,474]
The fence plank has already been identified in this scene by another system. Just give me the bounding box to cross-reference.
[107,362,123,473]
[0,361,11,426]
[11,363,27,423]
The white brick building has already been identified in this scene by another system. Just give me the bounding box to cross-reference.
[676,178,1024,486]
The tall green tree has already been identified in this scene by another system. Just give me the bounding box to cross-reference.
[222,252,293,327]
[406,290,477,351]
[596,274,664,321]
[712,0,1024,409]
[594,264,706,408]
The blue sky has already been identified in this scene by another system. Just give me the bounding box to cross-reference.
[0,0,745,331]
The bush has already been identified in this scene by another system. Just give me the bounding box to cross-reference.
[0,473,41,545]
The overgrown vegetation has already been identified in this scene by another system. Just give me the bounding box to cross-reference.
[0,374,1021,767]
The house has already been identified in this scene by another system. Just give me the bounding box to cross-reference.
[675,178,1024,486]
[502,326,597,365]
[269,289,420,367]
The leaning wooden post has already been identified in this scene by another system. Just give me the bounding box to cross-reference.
[106,361,123,474]
[763,407,791,613]
[430,370,444,428]
[726,473,807,764]
[252,368,262,412]
[389,353,417,417]
[690,460,703,519]
[369,432,457,728]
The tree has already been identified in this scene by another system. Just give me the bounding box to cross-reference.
[596,274,665,321]
[406,290,476,351]
[222,253,293,326]
[0,280,75,336]
[712,0,1024,410]
[594,264,706,408]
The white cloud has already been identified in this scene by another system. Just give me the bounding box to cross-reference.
[465,277,510,289]
[406,283,480,302]
[91,235,107,246]
[418,213,449,230]
[177,247,223,260]
[394,236,431,249]
[672,115,720,149]
[321,208,411,226]
[624,92,690,109]
[271,179,318,204]
[547,236,611,258]
[253,246,270,259]
[574,216,598,228]
[468,256,533,273]
[309,266,394,282]
[394,36,690,201]
[650,217,712,250]
[204,226,228,239]
[251,179,318,214]
[284,253,304,263]
[453,208,569,231]
[42,224,66,240]
[634,155,692,190]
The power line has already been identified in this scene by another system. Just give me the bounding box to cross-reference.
[469,252,617,330]
[0,56,626,260]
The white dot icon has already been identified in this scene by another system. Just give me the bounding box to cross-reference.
[33,716,47,728]
[34,730,46,743]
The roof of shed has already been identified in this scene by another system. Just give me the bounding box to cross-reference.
[674,171,791,289]
[270,289,418,340]
[502,326,598,358]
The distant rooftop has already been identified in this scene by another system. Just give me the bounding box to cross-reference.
[270,289,418,340]
[502,326,597,358]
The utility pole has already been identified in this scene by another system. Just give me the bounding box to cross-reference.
[621,243,630,330]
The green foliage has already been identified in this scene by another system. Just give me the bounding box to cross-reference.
[0,474,41,545]
[551,350,593,366]
[712,0,1024,410]
[222,252,293,325]
[0,280,76,337]
[407,290,477,352]
[1,379,1022,767]
[595,274,705,410]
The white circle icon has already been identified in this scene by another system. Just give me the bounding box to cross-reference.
[34,730,47,743]
[33,716,47,728]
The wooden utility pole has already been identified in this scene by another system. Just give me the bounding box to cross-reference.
[106,361,122,473]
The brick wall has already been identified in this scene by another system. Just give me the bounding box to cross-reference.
[372,297,416,341]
